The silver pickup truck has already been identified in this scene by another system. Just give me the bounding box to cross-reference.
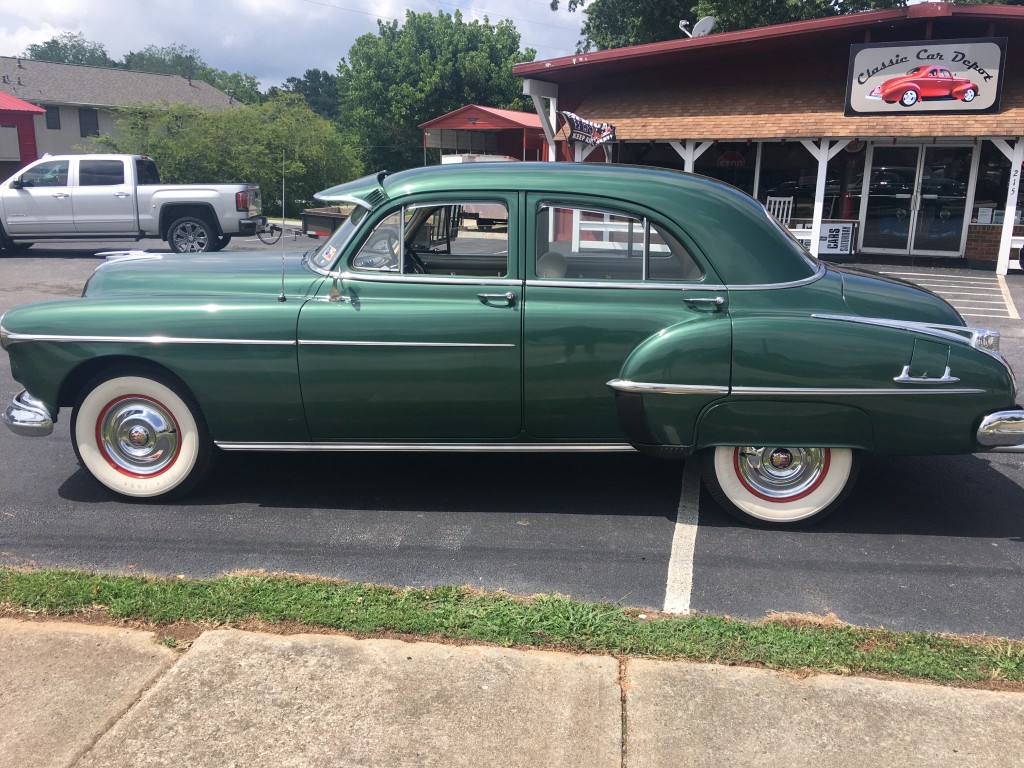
[0,154,265,253]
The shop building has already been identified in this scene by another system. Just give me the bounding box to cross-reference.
[512,3,1024,273]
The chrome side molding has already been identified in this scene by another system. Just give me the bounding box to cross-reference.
[215,441,636,453]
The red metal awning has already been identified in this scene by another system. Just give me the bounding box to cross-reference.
[0,92,45,114]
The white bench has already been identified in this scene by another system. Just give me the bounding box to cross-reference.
[1011,235,1023,271]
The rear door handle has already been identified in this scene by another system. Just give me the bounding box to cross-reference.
[477,291,517,307]
[684,296,725,311]
[114,191,131,198]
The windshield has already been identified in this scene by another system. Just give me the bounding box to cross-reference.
[308,205,370,271]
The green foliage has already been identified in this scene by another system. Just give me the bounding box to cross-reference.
[551,0,908,51]
[338,10,536,173]
[3,568,1023,684]
[270,69,341,121]
[22,31,117,67]
[92,95,362,216]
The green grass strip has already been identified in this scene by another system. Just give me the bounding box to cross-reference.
[2,568,1022,684]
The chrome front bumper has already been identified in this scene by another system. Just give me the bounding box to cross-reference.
[3,390,54,437]
[977,408,1024,452]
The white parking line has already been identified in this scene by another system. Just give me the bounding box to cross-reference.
[664,459,701,614]
[880,271,1019,320]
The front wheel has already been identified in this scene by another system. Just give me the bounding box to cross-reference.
[701,446,859,528]
[71,370,212,499]
[167,216,215,253]
[899,89,919,107]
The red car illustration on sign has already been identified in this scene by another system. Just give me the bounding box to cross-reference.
[869,66,980,107]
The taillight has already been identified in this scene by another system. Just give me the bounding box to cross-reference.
[236,190,249,212]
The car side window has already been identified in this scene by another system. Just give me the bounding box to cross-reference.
[19,160,69,188]
[79,160,126,186]
[351,202,509,278]
[535,204,703,282]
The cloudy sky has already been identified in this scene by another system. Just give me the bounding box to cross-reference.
[0,0,585,89]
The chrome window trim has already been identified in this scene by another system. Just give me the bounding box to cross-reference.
[216,441,636,453]
[331,271,521,288]
[0,331,295,346]
[299,340,516,349]
[315,194,372,211]
[526,279,726,291]
[607,379,729,395]
[725,264,826,291]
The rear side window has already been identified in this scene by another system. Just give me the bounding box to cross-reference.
[535,204,703,282]
[136,159,160,184]
[79,160,125,186]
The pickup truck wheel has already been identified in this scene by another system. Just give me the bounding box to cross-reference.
[71,370,212,499]
[168,216,215,253]
[700,446,859,528]
[209,235,231,251]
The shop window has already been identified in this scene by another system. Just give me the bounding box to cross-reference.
[44,106,60,130]
[758,143,864,222]
[973,142,1019,225]
[692,142,756,195]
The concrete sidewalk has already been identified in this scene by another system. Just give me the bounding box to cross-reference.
[1,618,1023,767]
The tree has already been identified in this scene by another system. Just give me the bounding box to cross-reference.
[273,69,340,121]
[22,31,117,67]
[338,10,536,173]
[122,43,263,104]
[92,95,363,216]
[550,0,907,51]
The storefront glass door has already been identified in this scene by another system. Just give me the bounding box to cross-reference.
[860,145,973,256]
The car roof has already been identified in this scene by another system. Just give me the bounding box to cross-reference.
[318,163,820,286]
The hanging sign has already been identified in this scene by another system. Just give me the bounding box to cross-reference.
[845,38,1005,116]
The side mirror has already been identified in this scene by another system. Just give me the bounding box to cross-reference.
[10,177,23,189]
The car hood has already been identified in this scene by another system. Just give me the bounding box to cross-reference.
[828,264,965,326]
[83,250,324,299]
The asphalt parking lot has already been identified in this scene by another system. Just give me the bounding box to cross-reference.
[1,240,1022,639]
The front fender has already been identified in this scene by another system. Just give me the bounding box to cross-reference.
[2,297,307,442]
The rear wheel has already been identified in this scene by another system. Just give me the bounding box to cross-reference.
[71,369,212,499]
[168,216,215,253]
[701,446,859,528]
[209,234,232,251]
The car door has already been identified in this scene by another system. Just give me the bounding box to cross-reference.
[2,158,73,234]
[73,158,138,233]
[523,196,732,446]
[296,196,523,440]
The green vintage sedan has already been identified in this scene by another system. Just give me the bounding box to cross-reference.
[2,163,1022,527]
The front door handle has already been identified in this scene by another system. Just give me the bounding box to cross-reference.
[477,291,517,307]
[52,192,69,199]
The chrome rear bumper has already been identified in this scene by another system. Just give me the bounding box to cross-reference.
[3,390,54,437]
[977,408,1024,452]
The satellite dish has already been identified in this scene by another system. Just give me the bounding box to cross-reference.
[692,16,716,37]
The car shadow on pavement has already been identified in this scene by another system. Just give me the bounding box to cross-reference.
[57,450,687,521]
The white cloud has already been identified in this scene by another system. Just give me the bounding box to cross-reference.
[0,0,582,89]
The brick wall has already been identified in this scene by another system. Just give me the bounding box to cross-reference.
[964,224,1024,262]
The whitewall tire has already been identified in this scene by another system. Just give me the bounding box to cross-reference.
[71,371,211,499]
[701,446,859,527]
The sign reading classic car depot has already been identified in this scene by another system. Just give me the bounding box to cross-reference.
[845,38,1005,115]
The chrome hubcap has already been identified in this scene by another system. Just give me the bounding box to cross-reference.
[98,397,180,476]
[735,447,828,500]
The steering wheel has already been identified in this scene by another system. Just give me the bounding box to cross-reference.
[404,248,428,274]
